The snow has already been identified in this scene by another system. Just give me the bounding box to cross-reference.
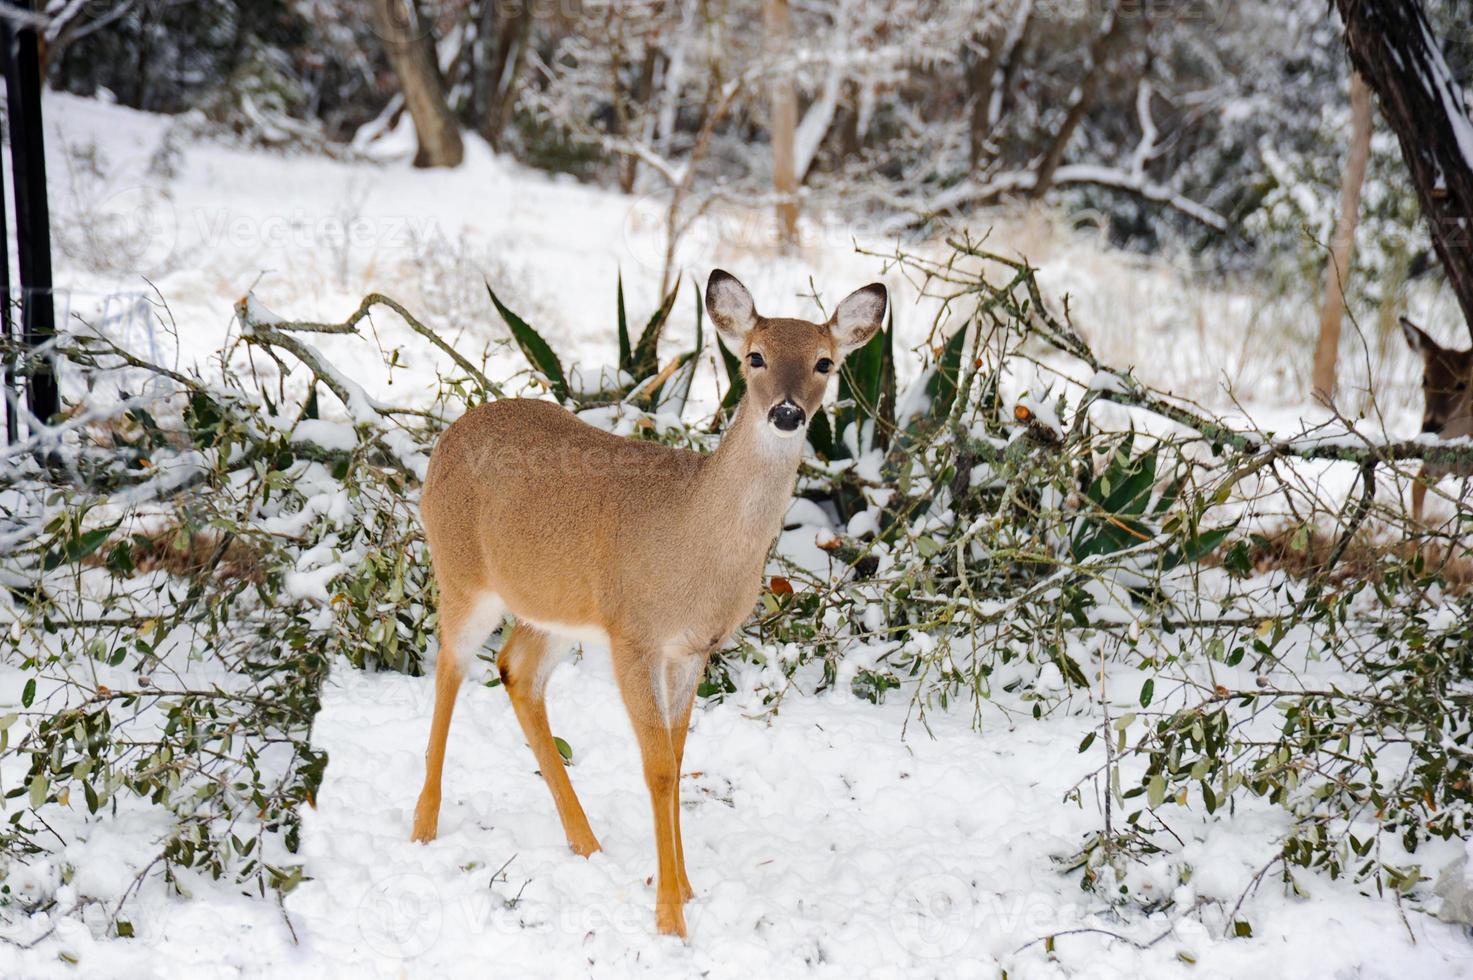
[291,419,359,453]
[11,662,1466,978]
[2,91,1471,977]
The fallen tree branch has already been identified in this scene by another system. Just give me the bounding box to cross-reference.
[233,292,501,399]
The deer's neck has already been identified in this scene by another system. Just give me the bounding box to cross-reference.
[693,401,803,547]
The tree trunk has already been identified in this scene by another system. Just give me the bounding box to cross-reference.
[1032,2,1123,198]
[474,0,531,152]
[619,47,660,194]
[967,31,1000,171]
[371,0,464,168]
[1333,0,1473,342]
[764,0,798,246]
[1312,72,1373,403]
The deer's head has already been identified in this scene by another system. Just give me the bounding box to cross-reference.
[1401,316,1473,436]
[705,269,886,439]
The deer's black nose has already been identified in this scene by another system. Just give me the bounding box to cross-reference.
[769,401,806,431]
[1422,418,1442,434]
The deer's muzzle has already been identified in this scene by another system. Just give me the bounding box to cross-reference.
[768,401,806,432]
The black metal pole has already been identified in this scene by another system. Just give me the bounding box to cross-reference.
[0,135,13,445]
[2,0,56,426]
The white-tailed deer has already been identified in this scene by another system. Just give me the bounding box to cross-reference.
[411,270,886,937]
[1400,316,1473,523]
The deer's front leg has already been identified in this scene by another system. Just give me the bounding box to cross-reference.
[667,653,708,903]
[613,643,689,937]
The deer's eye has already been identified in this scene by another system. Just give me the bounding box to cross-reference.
[748,351,766,369]
[815,358,834,374]
[1457,381,1469,392]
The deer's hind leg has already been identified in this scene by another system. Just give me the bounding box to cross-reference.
[499,623,600,857]
[413,589,504,843]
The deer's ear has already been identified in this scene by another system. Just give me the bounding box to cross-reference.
[706,270,758,347]
[830,283,887,356]
[1401,316,1435,354]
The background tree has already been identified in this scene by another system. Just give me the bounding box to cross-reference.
[370,0,463,168]
[470,0,531,151]
[1311,72,1373,403]
[1333,0,1473,340]
[764,0,798,246]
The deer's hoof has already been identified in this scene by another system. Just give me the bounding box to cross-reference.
[410,796,439,843]
[569,834,602,858]
[656,902,688,938]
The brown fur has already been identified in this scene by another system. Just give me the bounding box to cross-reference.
[1225,523,1473,595]
[1400,317,1473,523]
[410,270,886,937]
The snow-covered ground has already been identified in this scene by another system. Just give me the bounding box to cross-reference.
[3,94,1472,978]
[8,658,1469,979]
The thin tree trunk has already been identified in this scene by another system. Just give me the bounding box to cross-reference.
[988,0,1033,140]
[476,0,531,151]
[1032,2,1121,198]
[967,31,1000,171]
[1333,0,1473,342]
[372,0,464,168]
[764,0,798,246]
[619,47,660,193]
[1312,72,1373,404]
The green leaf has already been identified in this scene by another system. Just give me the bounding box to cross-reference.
[715,331,746,415]
[807,408,836,459]
[1178,521,1240,566]
[1147,774,1166,808]
[631,281,681,381]
[836,317,891,452]
[1048,646,1089,688]
[487,282,568,403]
[45,520,122,571]
[1152,474,1184,516]
[185,392,224,448]
[21,679,35,708]
[1139,678,1155,708]
[1232,920,1252,939]
[616,272,631,371]
[1100,450,1157,518]
[553,736,574,765]
[926,324,968,420]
